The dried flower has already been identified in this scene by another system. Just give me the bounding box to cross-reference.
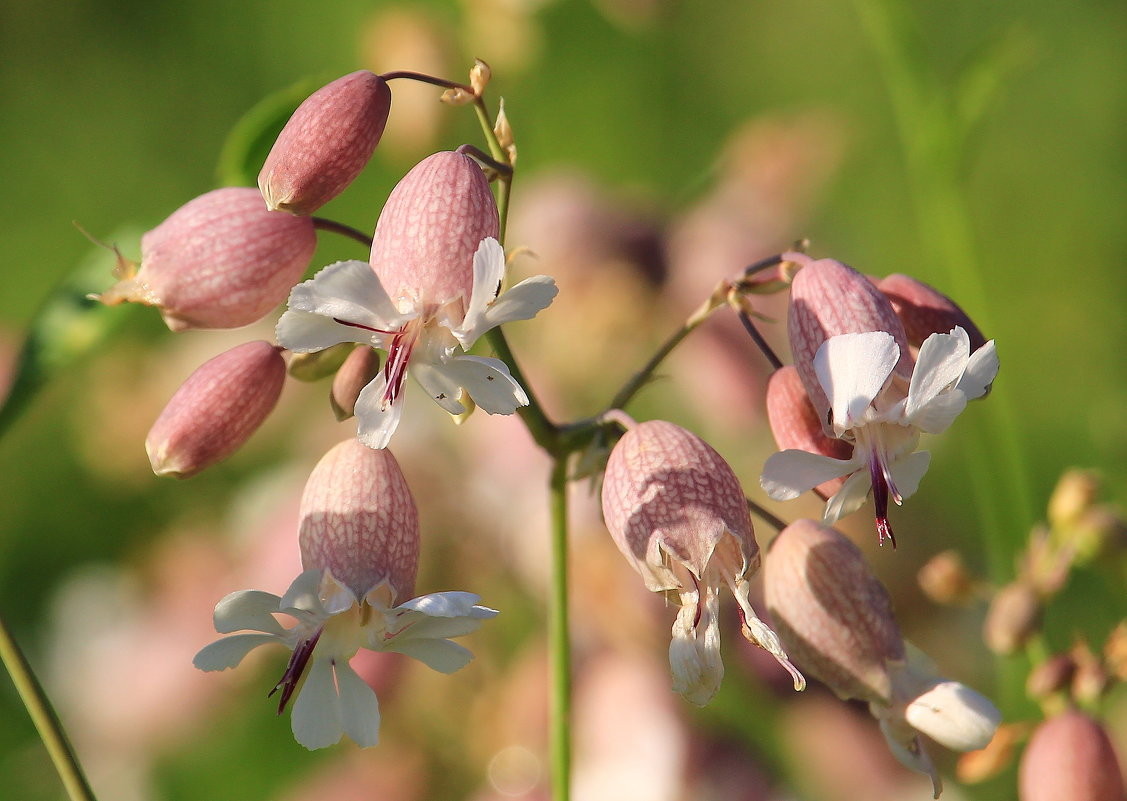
[601,419,804,705]
[94,188,317,331]
[146,340,286,478]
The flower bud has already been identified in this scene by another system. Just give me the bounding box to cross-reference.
[146,340,286,478]
[298,439,419,603]
[95,188,317,331]
[1047,468,1101,530]
[903,680,1001,752]
[786,255,911,430]
[764,518,904,705]
[765,365,852,496]
[1018,710,1126,801]
[369,151,499,308]
[983,580,1042,655]
[876,273,987,351]
[331,346,382,421]
[259,71,392,215]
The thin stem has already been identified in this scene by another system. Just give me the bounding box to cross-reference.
[0,612,97,801]
[735,306,784,370]
[746,498,790,534]
[310,217,373,248]
[548,458,572,801]
[378,70,473,94]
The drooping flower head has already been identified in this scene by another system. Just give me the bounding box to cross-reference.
[765,519,1001,798]
[194,439,498,749]
[94,187,318,331]
[762,255,999,545]
[276,151,557,449]
[600,419,804,705]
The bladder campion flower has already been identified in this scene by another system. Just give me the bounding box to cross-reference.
[193,439,498,749]
[761,326,998,545]
[276,151,557,449]
[600,419,804,705]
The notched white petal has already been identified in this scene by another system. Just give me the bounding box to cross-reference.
[354,374,403,450]
[904,680,1001,752]
[440,355,529,414]
[291,657,345,750]
[387,637,475,674]
[193,633,279,671]
[277,309,379,352]
[823,468,874,522]
[957,340,999,400]
[335,661,381,748]
[761,449,857,501]
[213,589,285,635]
[280,569,332,617]
[815,331,900,432]
[289,260,410,329]
[413,361,469,415]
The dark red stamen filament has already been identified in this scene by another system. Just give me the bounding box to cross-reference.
[269,628,322,714]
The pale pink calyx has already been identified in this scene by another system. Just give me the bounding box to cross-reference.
[601,419,804,704]
[93,188,316,331]
[786,253,912,432]
[145,340,286,478]
[877,273,987,351]
[1018,710,1127,801]
[259,71,392,216]
[765,365,852,498]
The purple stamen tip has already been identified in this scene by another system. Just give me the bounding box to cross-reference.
[876,516,897,549]
[268,628,322,714]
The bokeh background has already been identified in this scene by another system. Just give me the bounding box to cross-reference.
[1,1,1124,799]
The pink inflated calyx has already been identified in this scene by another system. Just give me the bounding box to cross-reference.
[368,151,499,311]
[145,340,286,478]
[96,187,317,331]
[765,365,852,497]
[259,71,392,216]
[297,439,419,604]
[1019,710,1127,801]
[877,273,987,351]
[786,254,912,428]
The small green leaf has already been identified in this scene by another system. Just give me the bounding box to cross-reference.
[215,78,322,188]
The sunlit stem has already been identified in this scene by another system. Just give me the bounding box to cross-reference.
[311,217,373,248]
[0,611,98,801]
[609,282,729,411]
[548,458,572,801]
[730,294,784,370]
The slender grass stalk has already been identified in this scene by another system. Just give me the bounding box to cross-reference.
[548,458,572,801]
[0,612,98,801]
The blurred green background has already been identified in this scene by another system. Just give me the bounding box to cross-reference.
[1,0,1125,799]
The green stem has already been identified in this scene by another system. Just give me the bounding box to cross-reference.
[0,612,97,801]
[548,458,572,801]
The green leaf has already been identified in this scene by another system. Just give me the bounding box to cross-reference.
[215,77,322,188]
[0,227,146,441]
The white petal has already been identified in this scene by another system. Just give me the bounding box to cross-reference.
[276,310,381,352]
[956,340,998,400]
[438,355,529,414]
[334,661,381,748]
[213,590,284,634]
[193,633,279,671]
[879,719,942,797]
[412,360,469,415]
[454,238,507,346]
[823,468,874,522]
[760,449,858,501]
[386,637,475,674]
[280,570,332,618]
[904,680,1001,752]
[288,261,411,330]
[354,374,404,450]
[395,591,495,618]
[290,658,344,750]
[906,389,967,435]
[455,277,559,348]
[668,587,723,706]
[905,328,969,419]
[887,450,932,501]
[815,332,900,433]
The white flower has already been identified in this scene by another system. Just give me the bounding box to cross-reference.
[276,237,557,448]
[193,568,498,749]
[761,326,998,545]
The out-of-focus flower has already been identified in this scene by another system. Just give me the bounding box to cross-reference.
[193,440,497,749]
[917,549,980,606]
[94,187,317,331]
[146,340,286,478]
[765,519,1001,797]
[762,325,998,545]
[983,580,1042,655]
[601,419,804,704]
[259,71,392,216]
[1018,710,1126,801]
[277,152,557,448]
